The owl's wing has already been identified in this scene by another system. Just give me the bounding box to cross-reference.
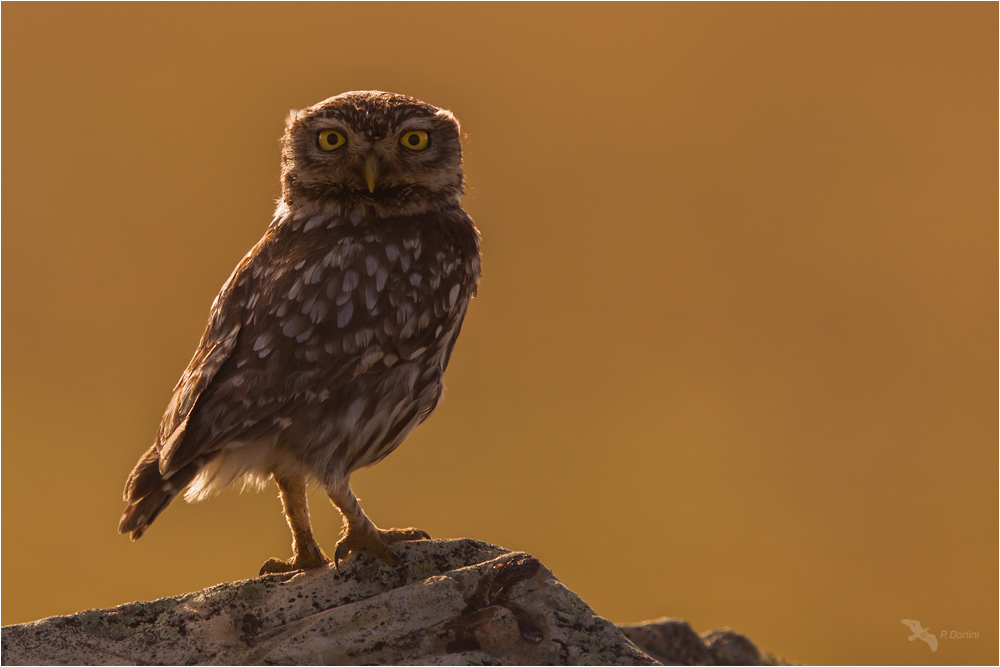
[156,221,474,478]
[154,250,257,476]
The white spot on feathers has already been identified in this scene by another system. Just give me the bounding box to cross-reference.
[337,302,354,327]
[365,284,378,310]
[283,316,310,337]
[355,328,374,347]
[343,270,359,292]
[385,244,399,262]
[303,263,323,284]
[323,248,342,268]
[308,299,330,323]
[449,284,460,308]
[365,255,379,276]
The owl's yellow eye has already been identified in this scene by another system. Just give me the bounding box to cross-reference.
[400,130,429,151]
[318,130,346,151]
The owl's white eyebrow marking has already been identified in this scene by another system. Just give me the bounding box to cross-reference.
[337,302,354,327]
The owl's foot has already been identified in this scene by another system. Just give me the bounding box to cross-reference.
[333,525,430,568]
[259,541,330,576]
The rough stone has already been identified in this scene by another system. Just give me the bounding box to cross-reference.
[1,539,657,666]
[619,618,713,665]
[619,618,789,666]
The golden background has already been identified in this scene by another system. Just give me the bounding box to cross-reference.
[2,4,996,664]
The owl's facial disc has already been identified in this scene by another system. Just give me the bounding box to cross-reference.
[281,92,465,214]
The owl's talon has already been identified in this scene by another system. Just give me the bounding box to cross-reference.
[259,544,330,576]
[333,525,429,568]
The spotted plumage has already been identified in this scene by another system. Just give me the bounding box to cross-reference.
[119,91,481,572]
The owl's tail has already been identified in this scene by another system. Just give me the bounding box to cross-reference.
[118,445,207,540]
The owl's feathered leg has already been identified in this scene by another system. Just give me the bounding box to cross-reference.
[326,482,430,568]
[259,475,330,575]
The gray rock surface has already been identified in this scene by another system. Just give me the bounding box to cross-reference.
[620,618,786,666]
[1,539,656,665]
[2,539,787,665]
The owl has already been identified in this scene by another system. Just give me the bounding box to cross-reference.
[119,91,481,574]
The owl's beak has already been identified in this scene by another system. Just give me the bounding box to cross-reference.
[363,155,380,193]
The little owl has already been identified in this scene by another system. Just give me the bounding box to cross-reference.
[119,91,481,574]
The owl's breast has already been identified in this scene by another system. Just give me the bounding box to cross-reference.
[237,210,478,386]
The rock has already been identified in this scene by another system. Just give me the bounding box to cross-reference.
[1,539,658,666]
[701,629,762,665]
[619,618,713,665]
[619,618,786,666]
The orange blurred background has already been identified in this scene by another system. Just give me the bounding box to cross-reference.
[2,4,996,664]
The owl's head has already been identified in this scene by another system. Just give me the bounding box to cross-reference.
[279,91,464,217]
